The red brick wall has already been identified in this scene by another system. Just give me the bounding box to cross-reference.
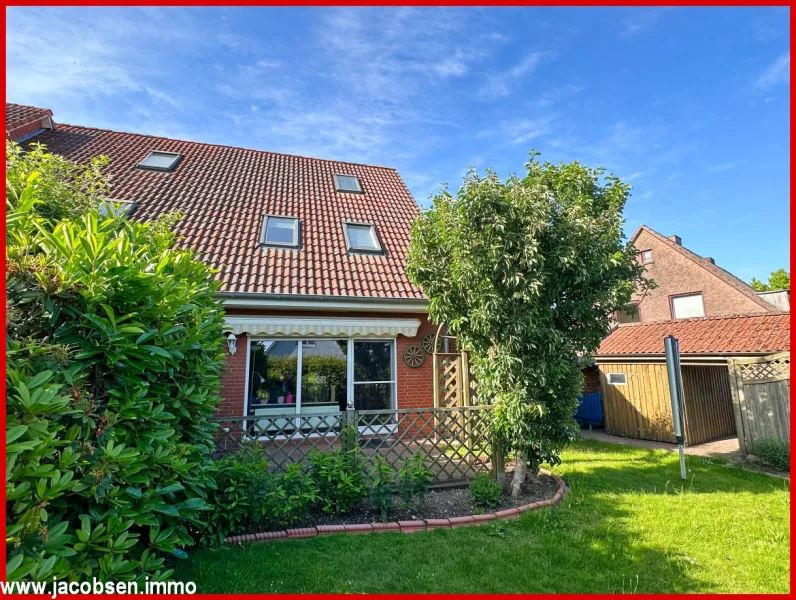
[216,311,436,416]
[631,230,771,322]
[218,333,247,417]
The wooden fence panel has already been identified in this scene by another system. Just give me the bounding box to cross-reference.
[727,352,790,455]
[601,363,675,442]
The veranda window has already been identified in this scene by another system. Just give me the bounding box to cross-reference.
[246,338,395,416]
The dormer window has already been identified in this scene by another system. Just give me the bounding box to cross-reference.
[261,215,299,249]
[343,222,382,254]
[98,198,136,217]
[334,174,363,193]
[137,151,182,172]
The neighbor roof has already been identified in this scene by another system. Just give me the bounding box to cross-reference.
[630,224,779,313]
[598,313,790,356]
[6,103,53,140]
[12,104,425,300]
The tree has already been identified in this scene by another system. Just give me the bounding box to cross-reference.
[750,269,789,292]
[6,146,226,581]
[407,153,650,496]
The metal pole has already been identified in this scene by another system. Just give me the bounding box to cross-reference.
[664,335,687,480]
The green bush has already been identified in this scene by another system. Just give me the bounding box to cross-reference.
[6,157,225,581]
[308,427,365,514]
[397,453,433,508]
[263,464,318,528]
[752,438,789,472]
[201,447,272,546]
[469,473,502,509]
[368,456,395,521]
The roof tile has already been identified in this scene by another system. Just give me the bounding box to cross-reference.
[23,111,425,300]
[598,313,790,355]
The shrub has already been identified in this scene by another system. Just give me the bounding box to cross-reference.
[368,456,395,521]
[397,453,433,508]
[308,427,365,514]
[6,139,110,222]
[6,161,225,581]
[469,473,502,509]
[201,447,272,546]
[263,464,319,528]
[752,438,789,472]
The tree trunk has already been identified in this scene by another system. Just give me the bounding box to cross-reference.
[510,455,528,498]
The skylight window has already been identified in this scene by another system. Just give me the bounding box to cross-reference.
[137,151,182,172]
[334,174,363,193]
[261,215,299,249]
[343,222,382,254]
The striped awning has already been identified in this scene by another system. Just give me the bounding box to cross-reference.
[224,316,420,338]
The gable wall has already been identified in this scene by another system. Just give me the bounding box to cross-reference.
[632,230,769,322]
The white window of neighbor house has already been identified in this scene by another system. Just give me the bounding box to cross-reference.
[607,373,627,386]
[641,249,653,263]
[671,293,705,319]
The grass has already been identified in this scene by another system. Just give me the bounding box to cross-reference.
[178,440,790,593]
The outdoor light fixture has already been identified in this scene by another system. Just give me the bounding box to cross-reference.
[226,333,237,355]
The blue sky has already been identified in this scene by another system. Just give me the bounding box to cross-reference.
[6,6,790,283]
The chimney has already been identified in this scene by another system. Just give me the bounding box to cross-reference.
[668,234,682,245]
[705,257,715,264]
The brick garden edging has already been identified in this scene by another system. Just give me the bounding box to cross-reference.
[223,469,568,545]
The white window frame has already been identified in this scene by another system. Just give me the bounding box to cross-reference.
[242,336,398,436]
[137,150,182,172]
[607,372,627,386]
[260,215,300,249]
[302,340,316,348]
[342,222,383,254]
[641,249,653,264]
[671,293,705,320]
[333,173,363,193]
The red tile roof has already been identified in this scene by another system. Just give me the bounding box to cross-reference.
[18,105,425,300]
[6,103,53,140]
[598,313,791,356]
[630,225,779,313]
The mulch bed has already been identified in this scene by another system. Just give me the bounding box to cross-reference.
[278,470,558,530]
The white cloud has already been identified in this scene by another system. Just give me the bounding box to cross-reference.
[478,51,551,100]
[621,8,671,37]
[707,161,738,173]
[756,52,790,90]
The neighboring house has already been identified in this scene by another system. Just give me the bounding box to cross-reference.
[6,103,436,423]
[616,225,782,324]
[595,313,790,445]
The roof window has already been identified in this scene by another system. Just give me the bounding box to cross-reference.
[137,151,182,172]
[334,174,363,193]
[261,215,300,249]
[343,222,382,254]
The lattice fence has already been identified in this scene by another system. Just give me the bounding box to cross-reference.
[210,406,496,486]
[728,351,790,455]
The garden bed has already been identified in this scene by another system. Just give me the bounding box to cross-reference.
[223,469,564,544]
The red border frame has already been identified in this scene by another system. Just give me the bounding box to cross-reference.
[1,2,793,598]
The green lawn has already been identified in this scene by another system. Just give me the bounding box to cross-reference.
[178,440,790,593]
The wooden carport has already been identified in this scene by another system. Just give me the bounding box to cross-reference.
[595,314,790,447]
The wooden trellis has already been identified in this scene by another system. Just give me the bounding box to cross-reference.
[432,324,476,409]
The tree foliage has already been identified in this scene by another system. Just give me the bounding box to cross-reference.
[750,269,789,292]
[6,139,110,222]
[6,149,226,581]
[407,153,649,484]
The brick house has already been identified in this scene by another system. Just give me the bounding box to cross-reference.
[6,103,438,425]
[618,224,781,324]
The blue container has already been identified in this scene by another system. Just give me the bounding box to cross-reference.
[575,391,604,426]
